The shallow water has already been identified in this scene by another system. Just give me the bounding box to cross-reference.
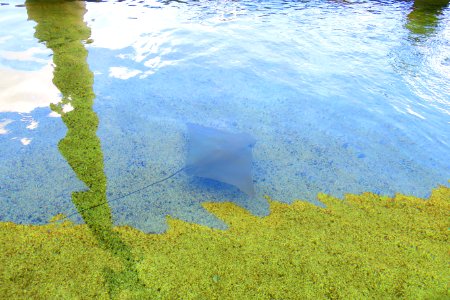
[0,0,449,232]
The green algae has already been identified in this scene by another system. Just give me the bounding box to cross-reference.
[1,186,448,299]
[26,0,111,239]
[406,0,449,38]
[25,1,150,297]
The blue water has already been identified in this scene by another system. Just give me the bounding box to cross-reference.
[0,0,449,232]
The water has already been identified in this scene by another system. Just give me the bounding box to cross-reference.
[0,0,449,233]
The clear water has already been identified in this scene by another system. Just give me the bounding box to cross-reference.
[0,0,449,233]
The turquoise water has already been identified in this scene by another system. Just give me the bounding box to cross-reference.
[0,0,449,233]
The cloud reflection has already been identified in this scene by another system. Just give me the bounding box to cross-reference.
[0,118,13,134]
[20,137,31,145]
[109,66,142,80]
[1,47,50,64]
[0,64,60,113]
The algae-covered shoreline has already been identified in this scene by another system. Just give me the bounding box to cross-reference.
[1,186,449,299]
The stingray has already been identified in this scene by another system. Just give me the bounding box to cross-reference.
[185,123,257,197]
[52,123,257,223]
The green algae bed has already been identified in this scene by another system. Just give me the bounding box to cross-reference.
[1,186,449,299]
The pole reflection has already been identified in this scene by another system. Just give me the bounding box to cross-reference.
[25,0,148,296]
[406,0,449,40]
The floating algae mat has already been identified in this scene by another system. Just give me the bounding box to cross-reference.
[1,187,449,298]
[0,0,449,298]
[1,0,449,232]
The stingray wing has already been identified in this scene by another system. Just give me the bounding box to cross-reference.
[186,123,256,197]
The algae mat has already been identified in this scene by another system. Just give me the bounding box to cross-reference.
[1,186,448,299]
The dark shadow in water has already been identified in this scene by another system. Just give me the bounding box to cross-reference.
[406,0,449,41]
[25,0,149,297]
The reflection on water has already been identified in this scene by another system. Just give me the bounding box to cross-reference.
[395,0,450,139]
[0,63,59,113]
[406,0,449,39]
[0,38,59,114]
[25,0,148,296]
[26,0,111,242]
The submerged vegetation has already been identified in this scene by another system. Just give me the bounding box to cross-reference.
[0,186,449,298]
[25,0,148,297]
[26,0,112,242]
[406,0,449,38]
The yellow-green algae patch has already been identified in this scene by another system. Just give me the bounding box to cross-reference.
[1,186,448,299]
[24,1,150,297]
[26,0,112,240]
[406,0,449,37]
